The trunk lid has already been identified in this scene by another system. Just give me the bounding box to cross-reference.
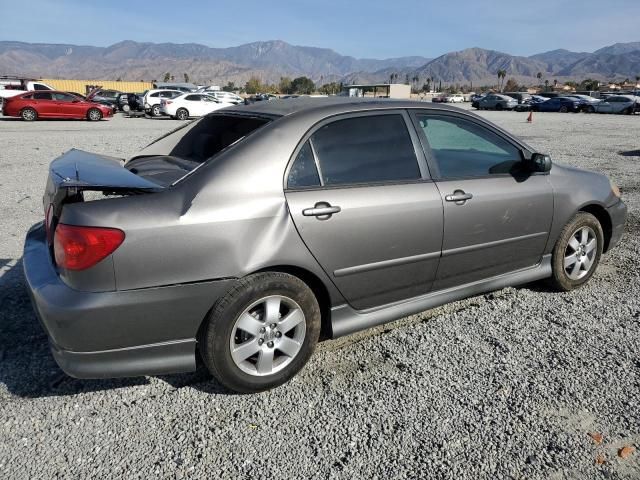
[44,149,164,234]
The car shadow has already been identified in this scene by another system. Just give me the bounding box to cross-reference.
[0,258,230,398]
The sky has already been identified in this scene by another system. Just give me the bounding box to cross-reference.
[1,0,639,59]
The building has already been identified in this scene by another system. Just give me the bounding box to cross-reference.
[343,83,411,99]
[41,78,153,94]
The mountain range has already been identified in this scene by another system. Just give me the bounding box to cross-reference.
[1,39,639,87]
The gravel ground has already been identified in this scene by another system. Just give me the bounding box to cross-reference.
[0,108,639,479]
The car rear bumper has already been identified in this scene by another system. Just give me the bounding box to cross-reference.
[23,222,236,379]
[606,199,627,252]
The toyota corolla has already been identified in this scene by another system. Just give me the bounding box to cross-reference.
[24,98,626,393]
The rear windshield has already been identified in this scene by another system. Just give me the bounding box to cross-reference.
[145,114,271,164]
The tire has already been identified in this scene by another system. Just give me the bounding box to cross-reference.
[21,107,37,121]
[548,212,604,292]
[198,272,321,393]
[586,105,595,113]
[176,108,189,120]
[495,103,503,111]
[87,108,102,121]
[151,104,161,116]
[623,107,632,115]
[559,106,568,113]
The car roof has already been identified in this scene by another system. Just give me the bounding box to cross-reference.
[223,97,470,117]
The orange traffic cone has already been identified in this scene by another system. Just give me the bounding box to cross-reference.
[527,111,533,123]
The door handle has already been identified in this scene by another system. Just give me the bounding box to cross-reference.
[302,203,341,218]
[445,190,473,204]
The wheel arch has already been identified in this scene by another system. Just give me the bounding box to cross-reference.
[579,203,613,252]
[251,265,333,340]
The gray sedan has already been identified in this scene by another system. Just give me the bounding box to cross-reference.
[24,98,627,393]
[589,95,639,114]
[475,93,518,110]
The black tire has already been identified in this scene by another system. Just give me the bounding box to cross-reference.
[548,212,604,292]
[176,108,189,120]
[559,105,568,113]
[198,272,321,393]
[151,104,161,116]
[495,103,503,111]
[87,108,102,121]
[21,107,37,121]
[623,107,632,115]
[586,105,595,113]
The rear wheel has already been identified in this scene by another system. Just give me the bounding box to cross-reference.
[495,103,503,111]
[176,108,189,120]
[198,272,321,393]
[87,108,102,121]
[548,212,603,291]
[559,105,568,113]
[21,108,37,121]
[586,105,595,113]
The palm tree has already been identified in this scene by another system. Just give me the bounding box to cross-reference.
[536,72,543,87]
[497,69,507,91]
[544,79,549,91]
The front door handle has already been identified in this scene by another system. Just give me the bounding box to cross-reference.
[302,202,341,218]
[445,190,473,205]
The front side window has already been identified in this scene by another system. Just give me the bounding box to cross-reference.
[417,114,522,178]
[310,114,420,186]
[52,93,76,102]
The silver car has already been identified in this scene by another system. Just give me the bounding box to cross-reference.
[476,93,518,110]
[589,95,639,114]
[24,98,627,393]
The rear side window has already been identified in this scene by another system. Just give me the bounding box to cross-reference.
[33,83,51,91]
[288,141,321,188]
[33,92,52,100]
[310,114,420,186]
[185,95,200,101]
[417,115,522,178]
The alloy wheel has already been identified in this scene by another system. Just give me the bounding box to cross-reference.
[229,295,306,376]
[563,226,597,280]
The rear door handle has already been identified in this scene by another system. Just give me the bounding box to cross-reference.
[302,203,341,218]
[445,190,473,204]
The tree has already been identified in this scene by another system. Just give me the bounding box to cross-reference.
[319,82,342,95]
[163,72,171,82]
[290,76,315,94]
[404,73,410,85]
[544,79,549,91]
[183,73,190,83]
[244,76,264,94]
[278,76,293,94]
[536,72,543,85]
[497,69,507,91]
[222,81,236,92]
[504,78,519,92]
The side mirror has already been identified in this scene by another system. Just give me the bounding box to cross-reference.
[529,153,552,173]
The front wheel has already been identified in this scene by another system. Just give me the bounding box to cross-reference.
[586,105,595,113]
[559,106,568,113]
[495,103,503,111]
[548,212,603,291]
[176,108,189,120]
[151,104,161,116]
[198,272,321,393]
[87,108,102,121]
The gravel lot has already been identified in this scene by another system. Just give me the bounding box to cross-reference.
[1,108,639,479]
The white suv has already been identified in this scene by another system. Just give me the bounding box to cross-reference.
[143,89,184,116]
[446,94,465,103]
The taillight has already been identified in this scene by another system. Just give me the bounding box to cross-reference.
[53,224,125,271]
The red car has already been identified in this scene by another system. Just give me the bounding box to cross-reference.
[3,91,113,121]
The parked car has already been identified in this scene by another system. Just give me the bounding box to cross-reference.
[159,92,233,119]
[87,89,121,111]
[514,95,551,112]
[67,91,118,114]
[143,89,184,116]
[445,94,465,103]
[475,94,518,110]
[587,95,639,114]
[431,94,448,103]
[205,91,244,105]
[0,76,54,102]
[503,92,532,104]
[23,98,626,393]
[3,91,113,121]
[532,97,581,113]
